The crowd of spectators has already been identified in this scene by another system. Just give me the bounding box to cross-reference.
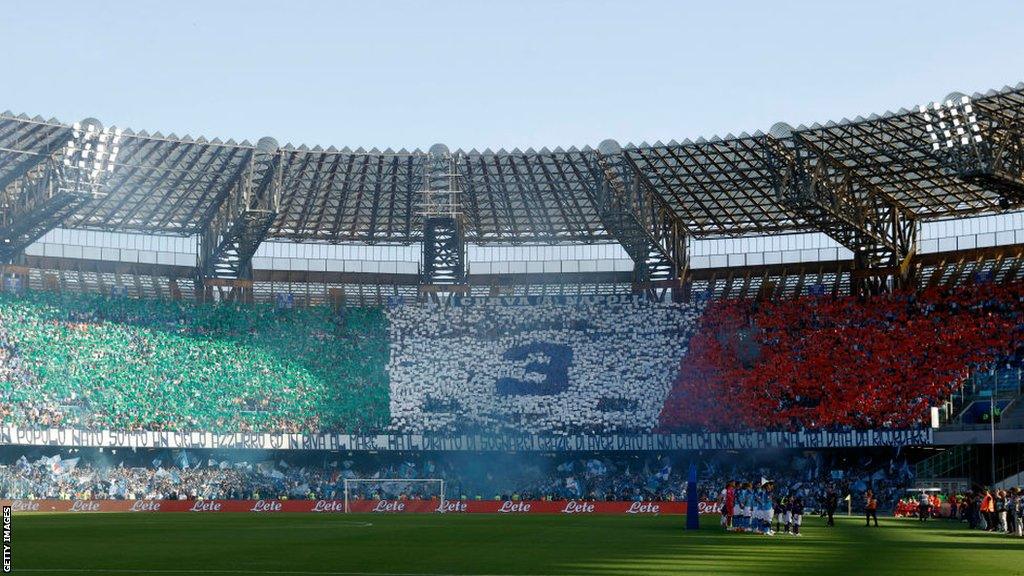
[894,488,1024,537]
[2,278,1023,437]
[0,448,910,508]
[661,281,1024,431]
[0,292,389,434]
[943,488,1024,537]
[387,297,706,434]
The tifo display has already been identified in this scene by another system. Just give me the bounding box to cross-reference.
[0,282,1022,436]
[387,296,706,434]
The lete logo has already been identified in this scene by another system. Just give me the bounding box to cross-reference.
[698,501,722,514]
[372,500,406,513]
[498,501,531,513]
[10,500,40,512]
[250,500,283,513]
[561,500,595,514]
[129,500,162,512]
[312,500,346,513]
[69,501,101,512]
[189,501,223,512]
[626,502,661,515]
[436,500,467,513]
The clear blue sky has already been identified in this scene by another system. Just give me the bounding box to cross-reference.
[3,0,1022,151]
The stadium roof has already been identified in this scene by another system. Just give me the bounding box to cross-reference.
[1,82,1022,244]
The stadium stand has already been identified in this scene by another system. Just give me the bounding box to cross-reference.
[386,297,707,434]
[0,292,389,433]
[0,447,911,511]
[2,281,1024,437]
[661,281,1024,432]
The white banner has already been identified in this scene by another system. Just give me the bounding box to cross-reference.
[0,426,933,451]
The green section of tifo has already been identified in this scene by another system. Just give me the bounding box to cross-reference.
[0,292,389,433]
[9,514,1024,576]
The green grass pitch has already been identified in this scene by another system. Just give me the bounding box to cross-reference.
[8,513,1024,576]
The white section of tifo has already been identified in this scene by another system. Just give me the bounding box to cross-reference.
[386,296,706,435]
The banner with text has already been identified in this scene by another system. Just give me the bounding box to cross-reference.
[3,499,718,515]
[0,426,933,451]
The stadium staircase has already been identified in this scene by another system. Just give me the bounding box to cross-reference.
[197,138,280,284]
[593,146,686,285]
[200,208,277,279]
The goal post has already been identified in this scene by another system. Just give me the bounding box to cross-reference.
[343,478,445,513]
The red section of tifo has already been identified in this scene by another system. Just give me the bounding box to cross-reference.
[660,282,1024,431]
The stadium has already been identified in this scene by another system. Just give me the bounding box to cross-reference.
[4,4,1024,573]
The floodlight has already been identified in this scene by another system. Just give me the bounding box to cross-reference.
[920,95,983,151]
[61,120,123,194]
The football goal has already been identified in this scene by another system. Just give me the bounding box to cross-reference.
[342,478,445,513]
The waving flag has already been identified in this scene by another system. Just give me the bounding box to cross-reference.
[655,464,672,482]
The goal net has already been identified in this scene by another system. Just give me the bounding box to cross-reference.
[342,478,445,513]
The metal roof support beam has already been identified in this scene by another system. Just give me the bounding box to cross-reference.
[0,160,84,263]
[594,140,689,301]
[931,98,1024,204]
[417,144,469,297]
[0,119,118,263]
[763,128,918,296]
[0,149,53,196]
[196,137,280,294]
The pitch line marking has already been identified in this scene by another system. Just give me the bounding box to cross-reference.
[12,565,557,569]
